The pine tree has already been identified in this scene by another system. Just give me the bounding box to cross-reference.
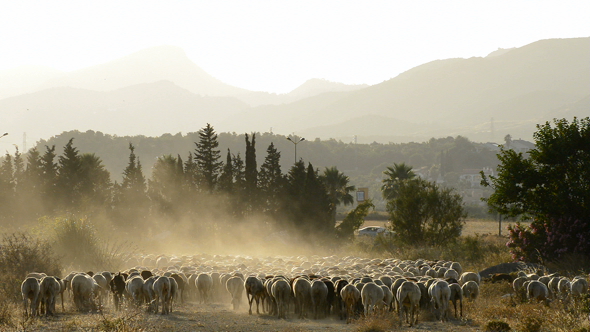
[113,143,149,230]
[259,142,284,218]
[40,145,59,213]
[194,124,223,193]
[57,138,83,210]
[303,163,332,232]
[78,153,112,210]
[231,153,246,219]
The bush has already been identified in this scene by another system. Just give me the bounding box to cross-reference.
[0,232,62,300]
[39,215,136,272]
[484,320,511,331]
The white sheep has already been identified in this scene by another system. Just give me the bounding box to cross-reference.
[126,276,145,307]
[71,274,97,312]
[459,272,481,285]
[196,273,213,304]
[311,279,329,319]
[527,280,550,305]
[152,276,171,315]
[429,280,451,321]
[361,282,384,317]
[39,276,60,316]
[292,277,312,319]
[462,280,479,301]
[271,278,291,319]
[449,282,463,318]
[396,280,421,327]
[340,283,361,324]
[226,276,245,310]
[21,277,40,317]
[570,277,588,298]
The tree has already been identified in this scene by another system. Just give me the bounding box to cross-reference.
[112,143,149,230]
[258,142,285,218]
[244,133,258,215]
[320,166,355,227]
[148,154,185,219]
[218,149,234,193]
[0,152,14,221]
[78,153,112,210]
[194,124,223,193]
[385,178,465,246]
[381,162,416,201]
[482,117,590,262]
[336,200,375,240]
[57,138,83,210]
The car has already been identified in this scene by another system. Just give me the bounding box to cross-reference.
[357,226,394,237]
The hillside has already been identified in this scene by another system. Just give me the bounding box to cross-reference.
[0,37,587,146]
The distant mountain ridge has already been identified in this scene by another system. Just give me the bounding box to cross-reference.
[0,37,588,146]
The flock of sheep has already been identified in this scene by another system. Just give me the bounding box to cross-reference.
[19,254,589,327]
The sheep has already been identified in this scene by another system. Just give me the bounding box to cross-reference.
[459,272,481,285]
[126,276,145,307]
[170,273,187,303]
[450,262,463,276]
[361,282,384,317]
[271,278,291,319]
[449,282,463,318]
[92,274,108,308]
[340,283,361,323]
[39,276,60,316]
[462,280,479,301]
[21,277,40,317]
[429,280,451,321]
[557,278,571,299]
[196,273,213,304]
[381,284,394,312]
[143,276,158,311]
[396,281,421,327]
[245,276,265,315]
[527,280,550,305]
[71,274,97,312]
[334,279,349,320]
[168,277,178,313]
[570,277,588,298]
[311,279,328,319]
[444,269,459,281]
[152,275,171,314]
[110,272,127,310]
[226,276,245,311]
[292,277,312,319]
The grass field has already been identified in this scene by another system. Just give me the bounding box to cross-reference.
[362,218,530,237]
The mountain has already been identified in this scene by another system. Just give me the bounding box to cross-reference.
[2,80,248,141]
[0,65,64,99]
[228,37,589,142]
[287,79,368,100]
[1,37,588,147]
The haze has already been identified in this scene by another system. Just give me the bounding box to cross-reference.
[0,1,589,148]
[1,1,588,93]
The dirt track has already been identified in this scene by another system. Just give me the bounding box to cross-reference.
[17,300,480,332]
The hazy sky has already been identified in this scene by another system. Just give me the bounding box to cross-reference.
[1,0,589,94]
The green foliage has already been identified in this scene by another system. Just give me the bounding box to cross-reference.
[381,162,415,201]
[320,166,356,226]
[386,178,466,246]
[336,200,375,239]
[484,117,590,262]
[258,142,285,219]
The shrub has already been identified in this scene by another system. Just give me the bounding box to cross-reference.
[484,320,511,331]
[0,232,62,300]
[39,215,136,272]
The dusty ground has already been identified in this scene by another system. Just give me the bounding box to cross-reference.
[10,299,481,332]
